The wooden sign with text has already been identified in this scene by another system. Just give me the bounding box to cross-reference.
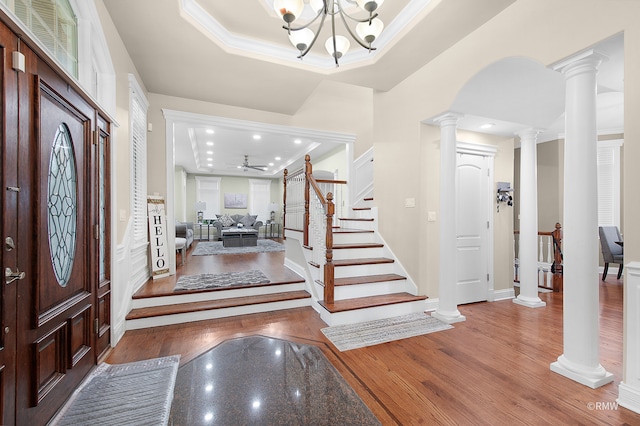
[147,196,170,279]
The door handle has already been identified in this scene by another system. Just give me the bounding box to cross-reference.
[5,267,25,285]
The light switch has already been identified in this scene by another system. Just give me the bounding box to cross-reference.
[119,209,127,222]
[427,211,437,222]
[405,198,415,208]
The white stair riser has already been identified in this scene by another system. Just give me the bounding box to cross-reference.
[333,247,384,260]
[320,300,425,326]
[335,280,407,299]
[334,263,396,278]
[126,298,311,330]
[339,220,375,230]
[131,282,306,309]
[332,232,376,245]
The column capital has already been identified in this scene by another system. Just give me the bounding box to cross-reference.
[551,49,608,77]
[432,112,464,128]
[516,128,543,142]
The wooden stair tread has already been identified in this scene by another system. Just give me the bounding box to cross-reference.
[319,293,427,313]
[126,291,311,320]
[132,278,305,299]
[339,217,374,221]
[352,207,371,211]
[333,257,394,267]
[334,273,406,286]
[333,228,374,234]
[333,243,384,249]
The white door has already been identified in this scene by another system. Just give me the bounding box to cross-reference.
[456,153,490,304]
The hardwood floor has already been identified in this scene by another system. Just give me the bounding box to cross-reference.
[107,243,640,425]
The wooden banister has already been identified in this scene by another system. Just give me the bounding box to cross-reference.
[513,223,563,292]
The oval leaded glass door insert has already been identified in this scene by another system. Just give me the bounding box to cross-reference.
[47,123,78,287]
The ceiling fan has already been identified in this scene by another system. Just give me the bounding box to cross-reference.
[238,155,267,172]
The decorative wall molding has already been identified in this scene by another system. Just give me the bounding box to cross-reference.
[618,262,640,414]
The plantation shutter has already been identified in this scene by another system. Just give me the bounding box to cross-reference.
[195,177,221,220]
[130,76,149,243]
[596,140,622,228]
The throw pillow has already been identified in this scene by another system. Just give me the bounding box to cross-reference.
[239,213,256,228]
[219,214,235,227]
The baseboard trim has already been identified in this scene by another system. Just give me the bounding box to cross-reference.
[490,288,515,302]
[618,382,640,414]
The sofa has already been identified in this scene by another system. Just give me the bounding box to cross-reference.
[175,221,194,249]
[212,213,263,240]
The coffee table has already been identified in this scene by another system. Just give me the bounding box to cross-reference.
[221,228,259,247]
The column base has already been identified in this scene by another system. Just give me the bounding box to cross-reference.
[431,311,466,324]
[550,355,614,389]
[618,382,640,414]
[513,296,546,308]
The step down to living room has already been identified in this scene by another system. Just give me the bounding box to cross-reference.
[126,278,310,330]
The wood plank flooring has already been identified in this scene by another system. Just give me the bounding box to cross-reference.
[107,242,640,425]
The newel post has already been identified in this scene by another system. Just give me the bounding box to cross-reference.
[552,222,563,292]
[324,192,335,304]
[303,155,311,247]
[283,169,288,239]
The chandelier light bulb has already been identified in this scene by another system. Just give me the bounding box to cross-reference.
[273,0,304,24]
[356,17,384,45]
[289,28,314,52]
[355,0,384,13]
[325,35,350,59]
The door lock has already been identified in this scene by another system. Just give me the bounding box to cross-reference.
[5,237,14,251]
[5,267,25,285]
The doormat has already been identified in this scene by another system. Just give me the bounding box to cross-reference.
[192,240,284,255]
[321,313,453,351]
[49,355,180,426]
[173,270,271,292]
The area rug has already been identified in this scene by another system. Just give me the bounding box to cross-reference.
[49,355,180,426]
[192,239,285,256]
[173,270,270,292]
[321,313,453,352]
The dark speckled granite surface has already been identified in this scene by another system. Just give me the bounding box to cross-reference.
[169,335,380,425]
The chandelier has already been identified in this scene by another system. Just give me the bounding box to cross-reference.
[273,0,385,66]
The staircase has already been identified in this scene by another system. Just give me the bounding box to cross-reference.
[298,198,427,326]
[125,278,310,330]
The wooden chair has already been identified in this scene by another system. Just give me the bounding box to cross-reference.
[599,226,623,280]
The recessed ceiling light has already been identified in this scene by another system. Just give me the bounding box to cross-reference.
[275,156,281,161]
[269,162,274,166]
[253,134,261,140]
[206,151,213,154]
[206,141,214,146]
[206,129,214,134]
[207,158,213,161]
[294,139,302,144]
[480,123,495,129]
[207,163,213,167]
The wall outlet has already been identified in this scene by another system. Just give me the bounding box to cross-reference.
[427,211,437,222]
[405,197,416,208]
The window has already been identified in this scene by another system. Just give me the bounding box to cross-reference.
[195,176,221,220]
[597,139,622,228]
[130,75,149,244]
[13,0,78,77]
[249,179,271,224]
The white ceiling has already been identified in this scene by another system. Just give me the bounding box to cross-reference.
[103,0,623,176]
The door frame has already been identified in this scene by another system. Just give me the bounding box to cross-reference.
[456,141,497,301]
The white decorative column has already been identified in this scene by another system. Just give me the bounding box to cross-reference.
[618,263,640,413]
[432,113,465,324]
[550,50,613,388]
[514,129,546,308]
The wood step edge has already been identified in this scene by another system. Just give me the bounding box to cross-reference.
[339,217,375,222]
[364,197,374,201]
[332,228,374,234]
[132,279,306,300]
[317,273,407,287]
[333,243,384,249]
[126,290,311,320]
[352,207,371,211]
[318,293,427,313]
[334,257,395,267]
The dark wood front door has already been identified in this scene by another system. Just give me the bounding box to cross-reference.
[0,21,19,426]
[0,16,109,424]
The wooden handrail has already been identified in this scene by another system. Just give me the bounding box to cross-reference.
[513,222,563,292]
